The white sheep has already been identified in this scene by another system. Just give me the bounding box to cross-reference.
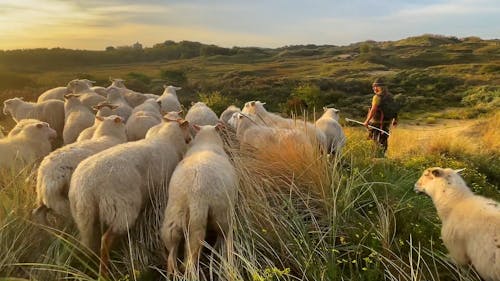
[33,115,127,225]
[103,88,133,121]
[161,124,237,274]
[91,86,108,97]
[63,94,95,145]
[7,119,40,137]
[69,118,191,276]
[185,102,219,135]
[242,100,291,127]
[106,78,150,107]
[219,105,241,126]
[0,121,56,169]
[76,104,119,142]
[66,79,106,109]
[315,107,346,154]
[3,97,65,138]
[37,87,68,102]
[108,78,126,89]
[125,99,163,141]
[242,101,326,150]
[414,167,500,281]
[156,85,182,114]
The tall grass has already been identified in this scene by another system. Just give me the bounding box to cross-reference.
[0,115,496,280]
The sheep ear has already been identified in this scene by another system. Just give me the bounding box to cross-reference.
[110,105,119,110]
[175,87,182,91]
[157,100,162,106]
[250,101,255,106]
[192,124,201,132]
[191,101,195,106]
[36,123,43,128]
[113,116,123,123]
[163,84,167,89]
[95,116,104,121]
[163,116,176,122]
[334,109,340,113]
[323,107,327,111]
[215,122,225,131]
[454,168,466,174]
[179,120,189,129]
[177,110,183,116]
[431,169,442,177]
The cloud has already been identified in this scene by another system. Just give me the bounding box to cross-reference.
[0,0,498,50]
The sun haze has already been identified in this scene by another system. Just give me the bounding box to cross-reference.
[0,0,499,50]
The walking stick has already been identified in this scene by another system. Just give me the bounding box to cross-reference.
[345,118,390,136]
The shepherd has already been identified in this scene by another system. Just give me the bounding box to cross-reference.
[363,77,399,154]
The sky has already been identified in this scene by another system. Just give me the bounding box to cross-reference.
[0,0,499,50]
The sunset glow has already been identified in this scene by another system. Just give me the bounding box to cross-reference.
[0,0,498,50]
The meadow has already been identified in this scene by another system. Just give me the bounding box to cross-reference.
[0,34,498,280]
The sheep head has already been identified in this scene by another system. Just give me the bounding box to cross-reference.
[162,85,181,96]
[3,98,23,116]
[26,122,57,140]
[414,167,470,199]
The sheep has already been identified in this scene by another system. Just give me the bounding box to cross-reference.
[102,87,133,121]
[63,94,95,145]
[156,85,182,114]
[106,78,151,107]
[91,86,108,97]
[37,87,68,102]
[125,99,163,141]
[3,97,65,138]
[414,167,500,281]
[242,101,326,150]
[66,79,106,109]
[33,115,127,225]
[0,121,56,169]
[315,107,346,154]
[185,102,219,135]
[69,118,191,276]
[6,119,40,137]
[76,104,118,142]
[219,105,241,126]
[161,123,237,274]
[108,78,126,89]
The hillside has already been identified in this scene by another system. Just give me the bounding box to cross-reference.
[0,34,499,122]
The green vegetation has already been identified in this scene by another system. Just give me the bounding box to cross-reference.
[0,34,498,122]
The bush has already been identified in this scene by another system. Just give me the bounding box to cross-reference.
[198,91,234,116]
[159,69,187,85]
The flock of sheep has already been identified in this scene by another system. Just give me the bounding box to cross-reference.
[0,78,498,280]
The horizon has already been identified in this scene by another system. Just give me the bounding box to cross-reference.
[1,33,498,52]
[0,0,499,51]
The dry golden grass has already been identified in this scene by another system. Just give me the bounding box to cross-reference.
[237,131,330,197]
[387,114,499,159]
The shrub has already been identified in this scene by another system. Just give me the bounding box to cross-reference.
[198,90,234,116]
[159,69,187,85]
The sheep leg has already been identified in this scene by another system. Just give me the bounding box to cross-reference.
[186,226,205,274]
[165,224,182,275]
[185,207,208,273]
[99,227,116,278]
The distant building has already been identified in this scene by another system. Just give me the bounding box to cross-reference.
[133,42,143,50]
